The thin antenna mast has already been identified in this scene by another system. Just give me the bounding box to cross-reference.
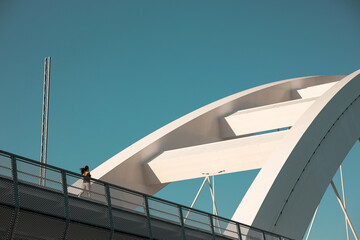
[40,57,51,186]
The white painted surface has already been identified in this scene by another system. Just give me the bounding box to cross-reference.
[225,98,316,136]
[232,70,360,239]
[148,131,286,183]
[91,74,342,195]
[88,71,349,239]
[297,81,338,99]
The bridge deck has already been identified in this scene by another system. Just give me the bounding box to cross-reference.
[0,150,291,240]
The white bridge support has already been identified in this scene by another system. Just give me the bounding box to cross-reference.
[91,70,360,239]
[233,70,360,239]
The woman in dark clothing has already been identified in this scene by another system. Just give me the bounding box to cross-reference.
[78,165,91,198]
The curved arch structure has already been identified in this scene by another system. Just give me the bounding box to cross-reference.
[91,69,360,239]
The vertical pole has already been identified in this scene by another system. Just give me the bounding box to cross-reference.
[207,177,221,231]
[9,155,19,240]
[43,57,50,181]
[144,195,153,239]
[40,56,50,186]
[237,223,243,240]
[330,181,358,240]
[61,170,70,240]
[40,58,47,185]
[213,175,215,215]
[178,206,186,240]
[340,165,349,240]
[105,183,114,240]
[209,215,216,240]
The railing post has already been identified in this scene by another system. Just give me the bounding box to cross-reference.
[61,170,70,240]
[144,195,153,239]
[237,223,243,240]
[209,215,216,240]
[105,183,114,239]
[178,206,186,240]
[9,155,19,239]
[262,231,267,240]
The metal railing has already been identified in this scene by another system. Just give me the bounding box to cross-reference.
[0,150,292,240]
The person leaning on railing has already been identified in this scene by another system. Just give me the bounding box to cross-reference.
[78,165,91,198]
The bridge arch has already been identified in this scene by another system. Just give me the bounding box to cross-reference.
[234,69,360,239]
[92,70,360,239]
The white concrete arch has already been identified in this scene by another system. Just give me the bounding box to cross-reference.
[235,69,360,239]
[91,70,360,239]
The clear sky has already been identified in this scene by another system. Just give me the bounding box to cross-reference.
[1,0,360,239]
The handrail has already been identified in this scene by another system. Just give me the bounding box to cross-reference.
[0,149,292,240]
[1,150,230,223]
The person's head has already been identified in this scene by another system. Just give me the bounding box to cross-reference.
[80,165,89,174]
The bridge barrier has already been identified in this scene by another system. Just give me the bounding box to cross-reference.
[0,150,292,240]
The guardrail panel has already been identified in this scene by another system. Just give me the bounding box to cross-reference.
[15,158,65,219]
[239,224,265,240]
[148,197,183,239]
[65,172,110,229]
[212,216,239,240]
[0,153,12,179]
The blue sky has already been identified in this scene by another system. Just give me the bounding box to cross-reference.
[1,0,360,239]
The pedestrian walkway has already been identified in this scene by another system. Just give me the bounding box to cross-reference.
[0,150,291,240]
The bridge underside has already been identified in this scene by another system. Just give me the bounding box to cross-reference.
[0,177,149,240]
